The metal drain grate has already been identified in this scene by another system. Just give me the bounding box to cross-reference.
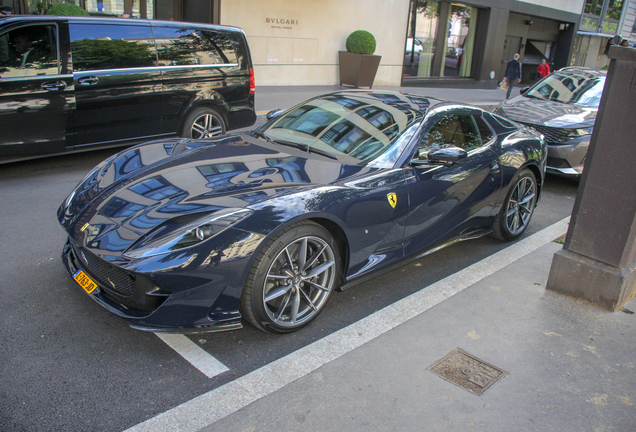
[427,348,507,395]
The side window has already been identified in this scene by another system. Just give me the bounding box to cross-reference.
[0,25,58,79]
[418,114,482,158]
[152,27,238,66]
[69,24,156,71]
[474,115,494,144]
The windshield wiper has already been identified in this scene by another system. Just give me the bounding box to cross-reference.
[307,146,338,160]
[251,130,273,143]
[271,139,338,160]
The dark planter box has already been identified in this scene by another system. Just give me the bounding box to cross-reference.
[338,51,382,89]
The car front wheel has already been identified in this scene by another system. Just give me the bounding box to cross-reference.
[492,168,537,241]
[241,221,340,333]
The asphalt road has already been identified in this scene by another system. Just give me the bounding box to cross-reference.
[0,142,579,432]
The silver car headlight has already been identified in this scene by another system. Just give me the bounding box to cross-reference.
[123,208,253,259]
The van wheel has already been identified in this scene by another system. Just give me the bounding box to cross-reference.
[182,108,226,139]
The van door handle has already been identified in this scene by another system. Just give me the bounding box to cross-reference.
[41,81,68,91]
[78,77,99,86]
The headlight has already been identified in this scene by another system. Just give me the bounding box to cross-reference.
[123,208,253,259]
[568,127,593,137]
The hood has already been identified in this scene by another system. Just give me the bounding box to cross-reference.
[58,134,365,254]
[497,95,597,128]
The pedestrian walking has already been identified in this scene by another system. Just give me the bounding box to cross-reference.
[537,58,550,81]
[504,53,521,99]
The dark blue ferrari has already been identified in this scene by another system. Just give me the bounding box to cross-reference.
[58,90,546,334]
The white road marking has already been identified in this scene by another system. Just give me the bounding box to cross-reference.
[128,217,570,432]
[155,333,228,378]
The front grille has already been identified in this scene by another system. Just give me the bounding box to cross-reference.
[519,122,569,144]
[72,243,135,297]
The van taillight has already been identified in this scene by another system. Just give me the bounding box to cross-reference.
[249,68,255,94]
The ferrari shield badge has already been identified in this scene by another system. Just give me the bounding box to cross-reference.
[387,193,397,208]
[80,223,90,232]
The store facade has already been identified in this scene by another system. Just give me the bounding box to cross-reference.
[570,0,636,70]
[6,0,585,88]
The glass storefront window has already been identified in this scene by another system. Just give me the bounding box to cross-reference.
[579,0,623,35]
[27,0,154,18]
[442,4,477,77]
[403,0,480,81]
[404,0,439,78]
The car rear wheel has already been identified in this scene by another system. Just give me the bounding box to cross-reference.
[492,168,537,241]
[182,107,226,139]
[241,221,340,333]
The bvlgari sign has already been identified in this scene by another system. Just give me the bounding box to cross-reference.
[266,17,298,29]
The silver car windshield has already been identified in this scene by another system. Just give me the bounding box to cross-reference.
[258,93,424,165]
[526,72,605,107]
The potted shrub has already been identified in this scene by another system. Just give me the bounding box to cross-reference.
[46,3,90,16]
[339,30,381,89]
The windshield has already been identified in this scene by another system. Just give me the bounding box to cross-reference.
[258,93,424,165]
[526,71,606,107]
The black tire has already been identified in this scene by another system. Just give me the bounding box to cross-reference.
[181,107,226,139]
[492,168,537,241]
[240,221,340,334]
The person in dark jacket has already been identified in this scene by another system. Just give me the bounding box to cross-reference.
[504,53,521,99]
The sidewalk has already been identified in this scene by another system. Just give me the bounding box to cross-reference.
[198,234,636,432]
[254,84,520,114]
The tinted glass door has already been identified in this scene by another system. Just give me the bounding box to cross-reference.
[152,26,241,133]
[403,111,502,256]
[0,23,72,160]
[69,23,164,147]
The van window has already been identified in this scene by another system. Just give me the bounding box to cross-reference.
[0,25,59,78]
[152,27,238,66]
[69,24,156,71]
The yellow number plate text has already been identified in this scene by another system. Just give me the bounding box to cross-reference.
[73,269,98,294]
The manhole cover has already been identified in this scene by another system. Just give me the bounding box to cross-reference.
[427,348,507,395]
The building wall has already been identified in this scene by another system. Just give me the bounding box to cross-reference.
[516,0,584,15]
[620,0,636,41]
[220,0,410,86]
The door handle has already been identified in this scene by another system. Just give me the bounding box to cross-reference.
[41,81,68,91]
[78,77,99,86]
[490,161,501,173]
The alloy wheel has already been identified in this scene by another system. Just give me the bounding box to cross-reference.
[191,114,223,138]
[505,176,536,236]
[262,235,336,328]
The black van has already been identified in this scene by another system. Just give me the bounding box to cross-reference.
[0,16,256,163]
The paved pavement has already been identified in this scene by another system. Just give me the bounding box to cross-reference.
[123,84,636,432]
[253,84,519,114]
[198,232,636,432]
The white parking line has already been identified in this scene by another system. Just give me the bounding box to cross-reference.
[129,217,570,432]
[155,333,229,378]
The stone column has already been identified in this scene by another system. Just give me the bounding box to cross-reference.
[546,46,636,311]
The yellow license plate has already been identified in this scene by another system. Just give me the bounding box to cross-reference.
[73,269,98,294]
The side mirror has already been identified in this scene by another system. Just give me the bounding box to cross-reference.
[266,109,284,120]
[520,86,530,95]
[427,146,467,165]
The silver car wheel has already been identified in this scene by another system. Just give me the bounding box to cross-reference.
[190,113,224,139]
[263,235,336,328]
[505,176,536,235]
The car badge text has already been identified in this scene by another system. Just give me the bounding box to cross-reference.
[387,193,397,208]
